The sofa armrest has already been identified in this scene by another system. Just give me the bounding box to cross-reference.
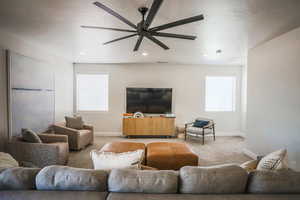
[83,124,93,131]
[6,141,65,168]
[52,124,79,135]
[38,133,68,143]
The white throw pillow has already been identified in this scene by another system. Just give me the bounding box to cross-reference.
[256,149,288,171]
[0,152,19,169]
[90,149,144,170]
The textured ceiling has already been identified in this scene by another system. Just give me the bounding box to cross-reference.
[0,0,299,65]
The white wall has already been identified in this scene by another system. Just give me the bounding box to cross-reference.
[247,27,300,170]
[75,63,243,136]
[0,29,74,124]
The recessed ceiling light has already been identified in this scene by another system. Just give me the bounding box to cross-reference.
[142,52,148,56]
[203,54,208,57]
[79,52,86,55]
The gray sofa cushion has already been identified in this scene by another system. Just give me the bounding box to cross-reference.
[107,193,300,200]
[0,191,108,200]
[180,164,248,194]
[36,165,108,191]
[0,167,40,190]
[108,169,178,193]
[247,169,300,194]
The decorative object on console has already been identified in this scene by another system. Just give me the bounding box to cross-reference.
[133,112,144,118]
[185,117,215,145]
[123,113,133,119]
[90,149,144,170]
[165,113,176,118]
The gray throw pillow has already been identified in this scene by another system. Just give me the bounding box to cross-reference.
[65,116,84,129]
[21,129,42,143]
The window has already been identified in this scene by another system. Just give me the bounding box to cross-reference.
[205,76,236,112]
[76,74,109,111]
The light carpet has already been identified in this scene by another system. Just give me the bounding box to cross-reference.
[68,135,251,169]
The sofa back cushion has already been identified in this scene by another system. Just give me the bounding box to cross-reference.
[0,167,40,190]
[247,169,300,194]
[36,165,108,191]
[108,169,178,193]
[180,164,248,194]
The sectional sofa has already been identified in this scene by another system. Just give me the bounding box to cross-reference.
[0,164,300,200]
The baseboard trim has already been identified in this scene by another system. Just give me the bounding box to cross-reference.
[94,131,245,137]
[243,148,258,159]
[216,131,245,137]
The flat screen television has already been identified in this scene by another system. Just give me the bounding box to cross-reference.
[126,88,172,114]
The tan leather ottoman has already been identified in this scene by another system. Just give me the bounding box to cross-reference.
[146,142,198,170]
[100,142,146,153]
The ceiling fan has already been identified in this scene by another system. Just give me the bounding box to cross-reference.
[81,0,204,51]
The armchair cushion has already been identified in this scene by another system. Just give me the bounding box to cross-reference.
[186,127,213,135]
[193,120,209,128]
[65,116,84,130]
[21,129,42,143]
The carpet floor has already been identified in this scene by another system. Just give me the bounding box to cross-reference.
[68,135,251,169]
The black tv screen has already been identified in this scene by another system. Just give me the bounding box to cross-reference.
[126,88,172,114]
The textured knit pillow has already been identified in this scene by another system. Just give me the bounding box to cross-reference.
[90,150,144,170]
[21,129,42,143]
[65,116,84,129]
[256,149,288,171]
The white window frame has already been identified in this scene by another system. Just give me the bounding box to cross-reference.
[205,76,236,112]
[76,73,109,112]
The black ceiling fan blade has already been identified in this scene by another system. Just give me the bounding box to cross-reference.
[81,25,136,33]
[103,34,138,45]
[144,34,169,50]
[93,1,137,29]
[150,14,204,32]
[151,32,196,40]
[134,35,144,51]
[144,0,163,29]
